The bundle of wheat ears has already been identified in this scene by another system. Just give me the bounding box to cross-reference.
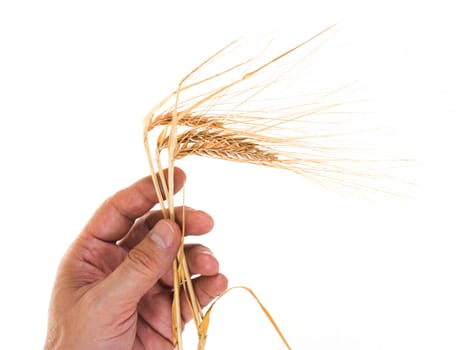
[143,25,410,349]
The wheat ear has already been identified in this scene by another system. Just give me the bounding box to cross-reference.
[143,24,412,349]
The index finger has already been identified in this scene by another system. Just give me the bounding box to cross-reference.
[81,167,186,242]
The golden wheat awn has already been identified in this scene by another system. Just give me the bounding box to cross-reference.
[143,25,411,349]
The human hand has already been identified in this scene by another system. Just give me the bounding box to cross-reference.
[44,168,228,350]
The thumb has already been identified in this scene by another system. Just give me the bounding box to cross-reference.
[100,219,180,305]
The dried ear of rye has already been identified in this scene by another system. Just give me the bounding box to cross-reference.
[143,25,412,349]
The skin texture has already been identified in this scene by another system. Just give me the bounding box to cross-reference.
[44,168,228,350]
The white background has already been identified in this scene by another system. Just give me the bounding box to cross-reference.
[1,1,473,349]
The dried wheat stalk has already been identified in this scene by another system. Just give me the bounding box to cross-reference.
[143,25,411,350]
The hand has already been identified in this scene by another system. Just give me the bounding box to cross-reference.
[44,168,228,350]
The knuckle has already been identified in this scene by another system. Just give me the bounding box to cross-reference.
[127,247,157,277]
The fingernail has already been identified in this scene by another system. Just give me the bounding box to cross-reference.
[150,220,175,249]
[198,247,214,256]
